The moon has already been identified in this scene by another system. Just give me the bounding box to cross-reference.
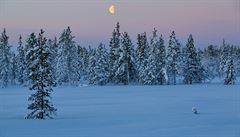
[109,5,115,15]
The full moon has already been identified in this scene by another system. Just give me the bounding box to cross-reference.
[108,5,115,15]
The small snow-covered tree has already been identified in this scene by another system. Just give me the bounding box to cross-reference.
[118,32,137,82]
[141,29,166,85]
[75,45,84,81]
[202,45,220,81]
[109,22,121,83]
[123,33,137,83]
[152,29,167,85]
[47,37,58,83]
[94,43,109,85]
[113,32,136,85]
[56,27,79,86]
[141,48,157,85]
[157,35,167,84]
[136,32,150,83]
[183,35,205,84]
[219,39,229,78]
[11,53,17,85]
[166,31,181,85]
[82,47,90,80]
[0,29,12,87]
[88,49,97,85]
[26,29,57,119]
[24,33,37,86]
[16,35,26,85]
[224,59,236,85]
[76,45,89,81]
[136,33,149,68]
[140,29,158,85]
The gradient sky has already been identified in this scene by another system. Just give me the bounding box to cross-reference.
[0,0,240,48]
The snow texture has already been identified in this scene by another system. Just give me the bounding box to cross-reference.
[0,84,239,137]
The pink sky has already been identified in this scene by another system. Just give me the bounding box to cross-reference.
[0,0,239,48]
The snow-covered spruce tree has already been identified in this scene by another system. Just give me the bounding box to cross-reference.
[151,29,167,85]
[141,49,157,85]
[24,33,37,86]
[157,35,167,84]
[219,39,230,78]
[82,47,90,80]
[224,59,236,85]
[56,27,79,86]
[109,22,121,83]
[202,45,220,81]
[0,29,12,88]
[141,29,166,85]
[123,33,137,83]
[26,29,57,119]
[136,32,150,83]
[16,35,26,85]
[88,49,97,85]
[76,45,89,81]
[197,49,207,82]
[11,53,17,85]
[140,29,158,85]
[183,35,205,84]
[166,31,181,85]
[94,43,109,85]
[76,45,85,81]
[136,33,148,67]
[82,47,89,79]
[113,32,136,85]
[47,37,58,83]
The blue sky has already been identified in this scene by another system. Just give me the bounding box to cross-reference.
[0,0,239,48]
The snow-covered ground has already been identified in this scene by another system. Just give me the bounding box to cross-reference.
[0,84,240,137]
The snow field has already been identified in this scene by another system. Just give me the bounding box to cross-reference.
[0,85,240,137]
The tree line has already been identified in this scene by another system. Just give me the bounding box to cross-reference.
[0,22,239,88]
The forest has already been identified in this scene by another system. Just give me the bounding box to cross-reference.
[0,22,239,88]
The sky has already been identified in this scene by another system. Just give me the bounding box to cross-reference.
[0,0,240,48]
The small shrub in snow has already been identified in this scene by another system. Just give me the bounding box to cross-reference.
[192,107,198,114]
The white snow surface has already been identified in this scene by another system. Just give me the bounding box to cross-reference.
[0,84,240,137]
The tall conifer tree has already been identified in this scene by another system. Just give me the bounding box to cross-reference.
[26,30,57,119]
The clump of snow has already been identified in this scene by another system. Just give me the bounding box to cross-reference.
[192,107,198,114]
